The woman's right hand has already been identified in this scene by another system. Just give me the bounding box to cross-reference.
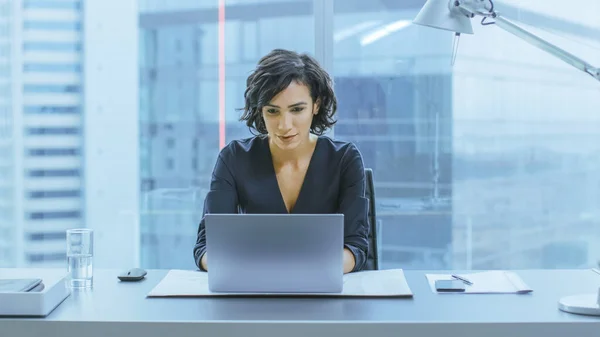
[201,253,208,271]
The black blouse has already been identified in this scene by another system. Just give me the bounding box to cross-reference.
[193,135,370,272]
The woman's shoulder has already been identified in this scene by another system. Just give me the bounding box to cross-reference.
[318,135,362,158]
[218,135,266,163]
[317,136,365,179]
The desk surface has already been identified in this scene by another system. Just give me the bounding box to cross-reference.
[2,269,600,337]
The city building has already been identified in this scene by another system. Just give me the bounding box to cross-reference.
[3,0,84,268]
[1,0,139,269]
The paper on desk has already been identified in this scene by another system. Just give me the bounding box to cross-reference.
[425,271,533,294]
[147,269,413,297]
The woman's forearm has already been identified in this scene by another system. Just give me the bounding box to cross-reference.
[343,248,356,273]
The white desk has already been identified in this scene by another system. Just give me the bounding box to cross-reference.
[1,269,599,337]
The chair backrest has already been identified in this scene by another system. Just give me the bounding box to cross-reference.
[364,168,379,270]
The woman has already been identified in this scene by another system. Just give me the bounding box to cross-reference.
[193,48,369,274]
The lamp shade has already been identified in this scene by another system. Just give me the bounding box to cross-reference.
[413,0,474,34]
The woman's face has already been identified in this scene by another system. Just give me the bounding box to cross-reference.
[262,81,319,151]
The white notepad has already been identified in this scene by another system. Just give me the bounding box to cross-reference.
[426,271,533,294]
[148,269,413,297]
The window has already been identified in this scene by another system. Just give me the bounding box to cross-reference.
[166,138,175,149]
[23,1,81,10]
[28,232,66,241]
[26,127,79,135]
[27,148,80,156]
[28,190,81,199]
[138,0,599,271]
[28,211,81,220]
[28,169,80,177]
[23,63,82,73]
[27,253,66,262]
[332,0,600,270]
[138,0,315,269]
[141,178,155,192]
[148,124,157,137]
[3,0,596,271]
[24,85,81,93]
[23,42,82,52]
[24,106,81,114]
[23,21,82,31]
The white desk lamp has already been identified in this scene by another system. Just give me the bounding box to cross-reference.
[413,0,600,82]
[413,0,600,316]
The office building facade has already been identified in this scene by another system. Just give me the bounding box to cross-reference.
[0,0,13,266]
[0,0,84,268]
[0,0,138,270]
[0,0,138,269]
[20,0,84,267]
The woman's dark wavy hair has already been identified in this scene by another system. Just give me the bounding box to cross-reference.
[239,49,337,136]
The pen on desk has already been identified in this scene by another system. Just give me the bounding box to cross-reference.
[592,268,600,276]
[451,274,473,286]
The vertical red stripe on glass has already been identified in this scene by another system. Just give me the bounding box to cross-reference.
[218,0,226,149]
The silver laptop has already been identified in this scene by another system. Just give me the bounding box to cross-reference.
[204,213,344,293]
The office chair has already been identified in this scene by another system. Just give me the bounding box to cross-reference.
[364,168,379,270]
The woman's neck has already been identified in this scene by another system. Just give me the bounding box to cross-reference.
[269,133,318,167]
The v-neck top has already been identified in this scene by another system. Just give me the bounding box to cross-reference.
[193,135,370,272]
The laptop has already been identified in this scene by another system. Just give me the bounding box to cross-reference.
[204,213,344,293]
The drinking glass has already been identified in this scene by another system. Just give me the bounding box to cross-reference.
[66,228,93,288]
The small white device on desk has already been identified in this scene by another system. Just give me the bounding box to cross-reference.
[0,268,71,317]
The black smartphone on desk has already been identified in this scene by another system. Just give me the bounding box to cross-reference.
[435,279,466,292]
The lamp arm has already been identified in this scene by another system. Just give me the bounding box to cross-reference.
[493,14,600,81]
[456,1,600,82]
